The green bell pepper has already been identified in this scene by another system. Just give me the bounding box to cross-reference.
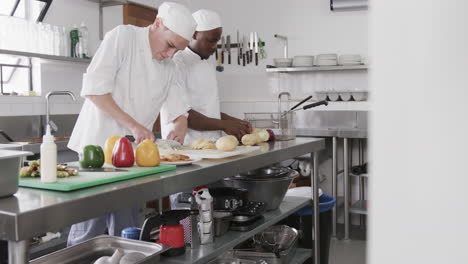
[80,145,105,168]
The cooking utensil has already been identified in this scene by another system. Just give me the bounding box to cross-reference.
[140,210,192,257]
[216,50,224,72]
[0,150,32,197]
[210,187,248,211]
[254,32,259,65]
[289,95,313,112]
[243,36,249,64]
[249,32,254,63]
[68,166,128,172]
[223,168,299,211]
[231,226,299,264]
[29,235,169,264]
[226,35,231,64]
[221,36,225,64]
[213,211,233,237]
[237,30,241,65]
[282,100,328,116]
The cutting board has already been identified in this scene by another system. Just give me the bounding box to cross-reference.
[163,146,261,159]
[18,163,176,192]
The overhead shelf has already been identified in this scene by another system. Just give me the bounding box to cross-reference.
[266,64,368,73]
[0,49,91,64]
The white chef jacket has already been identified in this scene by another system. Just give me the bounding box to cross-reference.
[160,47,222,144]
[68,25,189,153]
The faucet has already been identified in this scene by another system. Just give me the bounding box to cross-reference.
[45,91,76,133]
[274,34,288,58]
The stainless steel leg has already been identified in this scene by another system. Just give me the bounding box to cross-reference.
[358,139,365,228]
[311,152,320,264]
[332,137,337,238]
[344,138,350,240]
[158,199,163,214]
[8,240,29,264]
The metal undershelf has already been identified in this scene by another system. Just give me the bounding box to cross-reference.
[350,200,368,215]
[160,196,310,264]
[291,248,313,264]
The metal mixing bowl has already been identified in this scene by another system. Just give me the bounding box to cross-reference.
[223,168,298,211]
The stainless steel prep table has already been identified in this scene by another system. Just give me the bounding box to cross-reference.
[297,128,368,240]
[0,137,325,264]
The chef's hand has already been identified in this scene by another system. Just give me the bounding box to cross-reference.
[167,131,185,144]
[166,115,188,144]
[222,119,253,140]
[129,123,155,144]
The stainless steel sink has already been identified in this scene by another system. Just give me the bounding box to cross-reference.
[30,235,170,264]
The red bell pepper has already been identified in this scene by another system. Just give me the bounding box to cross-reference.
[112,137,135,167]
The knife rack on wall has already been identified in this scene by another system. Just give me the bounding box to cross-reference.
[216,41,265,49]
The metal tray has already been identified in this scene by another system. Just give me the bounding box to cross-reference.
[30,235,170,264]
[229,226,299,264]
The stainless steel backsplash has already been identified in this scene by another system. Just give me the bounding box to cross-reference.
[0,114,78,143]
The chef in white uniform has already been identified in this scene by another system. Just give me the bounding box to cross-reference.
[67,2,196,246]
[160,10,252,208]
[161,9,252,145]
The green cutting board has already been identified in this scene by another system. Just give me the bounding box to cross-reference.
[18,162,176,192]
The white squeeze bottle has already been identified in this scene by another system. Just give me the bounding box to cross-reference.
[40,125,57,183]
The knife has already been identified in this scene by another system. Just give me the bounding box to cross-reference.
[249,32,254,63]
[243,36,249,64]
[237,30,240,65]
[68,166,128,172]
[221,36,225,65]
[226,35,231,64]
[254,32,259,66]
[242,36,246,66]
[124,133,160,143]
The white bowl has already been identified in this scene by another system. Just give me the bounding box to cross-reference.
[274,58,293,68]
[315,91,328,101]
[316,59,338,66]
[340,92,352,101]
[327,92,340,101]
[352,91,368,101]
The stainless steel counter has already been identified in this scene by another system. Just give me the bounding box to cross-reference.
[0,138,324,242]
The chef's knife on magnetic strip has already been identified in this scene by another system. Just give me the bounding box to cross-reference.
[237,30,241,65]
[254,32,259,66]
[221,36,225,64]
[226,35,231,64]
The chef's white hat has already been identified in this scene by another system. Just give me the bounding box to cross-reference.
[157,2,196,41]
[192,9,222,31]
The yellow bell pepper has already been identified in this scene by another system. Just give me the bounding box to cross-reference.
[136,139,160,167]
[104,135,121,164]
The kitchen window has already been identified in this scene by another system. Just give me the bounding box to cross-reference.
[0,0,53,95]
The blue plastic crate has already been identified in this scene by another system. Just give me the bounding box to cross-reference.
[294,194,336,215]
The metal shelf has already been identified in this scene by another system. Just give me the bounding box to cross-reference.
[0,49,91,64]
[160,196,310,264]
[350,172,368,177]
[291,248,313,264]
[266,64,368,73]
[350,200,368,215]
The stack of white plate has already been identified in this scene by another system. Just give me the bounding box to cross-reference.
[292,56,314,67]
[315,54,338,66]
[338,54,361,65]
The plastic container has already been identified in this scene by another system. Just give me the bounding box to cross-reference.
[121,227,142,240]
[40,125,57,183]
[282,194,336,264]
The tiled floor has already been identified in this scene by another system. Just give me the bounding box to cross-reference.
[328,224,367,264]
